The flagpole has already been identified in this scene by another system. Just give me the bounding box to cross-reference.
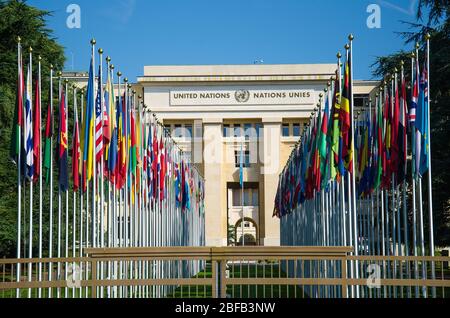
[79,88,85,298]
[37,55,43,299]
[98,47,105,299]
[391,73,398,298]
[27,46,33,299]
[425,33,436,298]
[410,50,419,297]
[16,37,22,299]
[72,84,78,298]
[56,72,62,298]
[64,78,69,298]
[116,70,122,298]
[105,56,112,297]
[348,35,359,298]
[401,60,411,298]
[77,87,83,297]
[48,64,54,298]
[241,139,245,247]
[90,38,97,298]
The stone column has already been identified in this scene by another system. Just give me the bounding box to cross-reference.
[260,117,282,246]
[203,118,226,246]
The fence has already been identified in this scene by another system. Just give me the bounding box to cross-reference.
[1,247,449,298]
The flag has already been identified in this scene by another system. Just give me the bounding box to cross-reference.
[10,45,24,164]
[72,100,81,192]
[390,78,400,181]
[340,50,353,173]
[43,98,52,184]
[330,74,341,180]
[103,68,113,147]
[398,71,408,184]
[130,109,137,176]
[82,58,95,190]
[32,78,40,183]
[319,94,330,179]
[116,93,127,190]
[24,62,34,180]
[239,142,244,187]
[415,59,429,177]
[175,162,182,207]
[159,136,166,201]
[410,57,419,125]
[151,124,159,199]
[95,66,103,162]
[374,94,384,189]
[58,89,68,191]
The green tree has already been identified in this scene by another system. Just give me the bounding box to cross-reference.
[0,0,65,257]
[372,2,450,247]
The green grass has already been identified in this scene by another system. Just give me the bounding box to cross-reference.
[167,261,308,298]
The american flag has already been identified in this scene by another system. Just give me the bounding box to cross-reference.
[95,66,103,161]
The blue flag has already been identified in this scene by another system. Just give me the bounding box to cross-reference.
[239,143,244,187]
[415,60,429,177]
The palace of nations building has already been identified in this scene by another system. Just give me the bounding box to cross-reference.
[63,64,378,247]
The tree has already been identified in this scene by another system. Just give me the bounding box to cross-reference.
[0,0,65,257]
[372,2,450,247]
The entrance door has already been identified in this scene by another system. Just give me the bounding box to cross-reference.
[227,183,259,246]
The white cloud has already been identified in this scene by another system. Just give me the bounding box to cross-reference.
[102,0,136,24]
[377,0,418,16]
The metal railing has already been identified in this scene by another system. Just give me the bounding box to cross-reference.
[1,247,449,298]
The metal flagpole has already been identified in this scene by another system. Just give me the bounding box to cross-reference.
[123,78,129,298]
[425,33,436,298]
[391,74,397,298]
[72,85,78,298]
[79,88,84,297]
[411,50,419,298]
[105,56,112,297]
[401,61,411,298]
[90,39,98,298]
[98,47,105,298]
[241,139,245,247]
[16,38,22,299]
[116,70,122,298]
[79,88,85,298]
[56,73,62,298]
[64,78,69,298]
[48,65,54,298]
[27,47,33,299]
[348,34,359,299]
[37,55,43,298]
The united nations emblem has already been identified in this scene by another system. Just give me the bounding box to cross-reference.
[235,90,250,103]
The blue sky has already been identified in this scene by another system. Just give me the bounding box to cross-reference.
[29,0,424,81]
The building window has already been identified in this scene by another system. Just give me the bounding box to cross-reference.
[174,124,182,138]
[293,123,301,137]
[282,124,290,137]
[232,188,257,207]
[235,150,250,168]
[243,190,251,206]
[185,124,193,139]
[255,123,262,138]
[232,189,241,206]
[252,189,259,206]
[244,123,252,140]
[354,94,369,108]
[234,124,242,138]
[223,124,230,137]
